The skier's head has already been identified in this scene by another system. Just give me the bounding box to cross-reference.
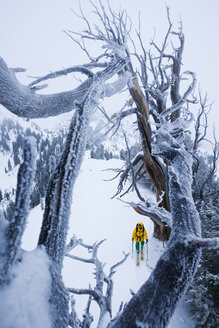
[136,222,144,230]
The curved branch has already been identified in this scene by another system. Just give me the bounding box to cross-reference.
[108,252,129,279]
[0,56,128,119]
[68,287,100,302]
[132,202,172,228]
[161,71,196,119]
[65,254,93,264]
[29,66,94,87]
[0,56,93,118]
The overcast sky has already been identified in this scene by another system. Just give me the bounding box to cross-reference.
[0,0,218,139]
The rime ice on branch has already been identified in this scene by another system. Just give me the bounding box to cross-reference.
[0,57,130,119]
[0,138,36,284]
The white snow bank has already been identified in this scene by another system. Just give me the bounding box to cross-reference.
[0,247,52,328]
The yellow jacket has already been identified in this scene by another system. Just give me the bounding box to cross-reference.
[132,223,148,242]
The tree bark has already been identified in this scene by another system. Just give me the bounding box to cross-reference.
[129,78,171,240]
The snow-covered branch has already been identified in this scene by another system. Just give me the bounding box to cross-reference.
[160,71,196,119]
[187,237,219,250]
[0,56,91,118]
[0,56,129,119]
[131,201,172,228]
[68,287,100,302]
[108,252,129,279]
[112,151,145,199]
[66,236,128,328]
[193,91,210,152]
[2,138,36,283]
[29,65,94,87]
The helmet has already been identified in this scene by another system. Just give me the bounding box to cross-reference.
[136,222,144,229]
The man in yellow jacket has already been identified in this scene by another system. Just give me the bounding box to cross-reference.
[132,222,148,263]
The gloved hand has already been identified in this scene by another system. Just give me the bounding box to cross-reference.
[146,239,148,244]
[132,238,134,243]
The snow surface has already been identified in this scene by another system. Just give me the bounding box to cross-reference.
[0,247,52,328]
[21,152,194,328]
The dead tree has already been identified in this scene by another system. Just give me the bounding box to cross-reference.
[66,235,129,328]
[107,127,218,328]
[126,18,195,240]
[0,1,218,328]
[77,4,198,241]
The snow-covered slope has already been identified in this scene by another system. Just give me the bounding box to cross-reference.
[21,152,195,327]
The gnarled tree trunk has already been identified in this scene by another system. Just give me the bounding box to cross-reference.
[129,78,171,240]
[108,130,201,328]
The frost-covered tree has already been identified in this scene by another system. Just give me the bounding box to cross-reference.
[186,148,219,327]
[0,1,218,328]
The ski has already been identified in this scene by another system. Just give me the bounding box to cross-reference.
[136,252,140,265]
[141,248,144,261]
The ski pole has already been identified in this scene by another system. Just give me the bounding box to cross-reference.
[132,240,134,258]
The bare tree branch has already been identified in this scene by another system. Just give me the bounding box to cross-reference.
[0,56,128,118]
[108,252,129,279]
[29,65,94,87]
[188,237,219,250]
[66,235,128,327]
[112,151,144,198]
[160,71,196,119]
[120,199,172,229]
[193,91,211,152]
[68,287,100,301]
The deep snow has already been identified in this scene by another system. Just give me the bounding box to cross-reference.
[0,247,51,328]
[21,152,194,328]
